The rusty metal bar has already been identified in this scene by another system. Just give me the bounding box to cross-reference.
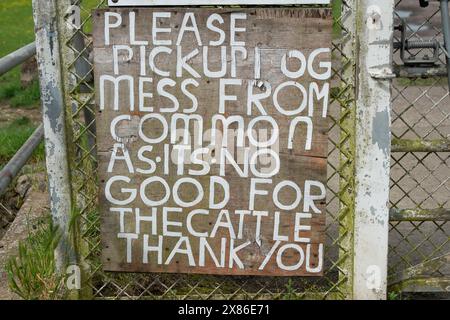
[0,42,36,77]
[389,254,449,287]
[336,0,358,300]
[390,208,450,221]
[392,138,450,152]
[0,125,44,196]
[393,65,448,78]
[389,254,450,293]
[389,277,450,293]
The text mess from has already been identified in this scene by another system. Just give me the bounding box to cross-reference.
[93,7,332,276]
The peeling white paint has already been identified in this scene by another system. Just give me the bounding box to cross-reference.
[368,66,395,79]
[366,5,382,30]
[354,0,394,300]
[32,0,76,271]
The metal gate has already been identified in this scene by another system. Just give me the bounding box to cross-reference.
[388,0,450,295]
[31,0,448,299]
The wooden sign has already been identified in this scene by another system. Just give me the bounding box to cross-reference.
[93,7,331,276]
[108,1,331,7]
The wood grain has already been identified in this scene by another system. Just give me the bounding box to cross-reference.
[94,7,332,276]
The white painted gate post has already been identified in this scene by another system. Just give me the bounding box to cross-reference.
[353,0,394,299]
[32,0,76,273]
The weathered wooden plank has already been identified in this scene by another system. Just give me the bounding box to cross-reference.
[93,8,332,49]
[108,0,331,7]
[94,7,332,276]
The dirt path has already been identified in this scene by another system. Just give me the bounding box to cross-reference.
[0,103,41,126]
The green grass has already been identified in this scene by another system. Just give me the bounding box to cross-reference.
[0,80,40,108]
[0,1,46,165]
[0,1,35,57]
[0,0,39,109]
[0,0,102,109]
[0,117,45,166]
[6,215,65,300]
[331,0,342,38]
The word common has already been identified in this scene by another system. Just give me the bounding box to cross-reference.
[94,7,332,276]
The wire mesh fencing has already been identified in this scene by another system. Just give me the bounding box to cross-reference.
[389,0,450,291]
[59,0,357,299]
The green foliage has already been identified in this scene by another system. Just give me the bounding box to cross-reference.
[332,0,342,38]
[0,0,35,57]
[388,290,403,300]
[0,82,18,99]
[0,117,45,166]
[0,0,38,107]
[11,116,31,126]
[0,80,40,109]
[283,279,298,300]
[5,216,65,300]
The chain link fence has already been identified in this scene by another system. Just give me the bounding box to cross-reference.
[389,0,450,293]
[57,0,450,299]
[43,0,449,299]
[57,0,358,299]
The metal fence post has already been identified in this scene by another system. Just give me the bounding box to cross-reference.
[32,0,77,276]
[353,0,394,299]
[333,0,359,299]
[440,0,450,90]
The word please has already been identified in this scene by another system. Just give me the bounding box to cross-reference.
[104,11,249,46]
